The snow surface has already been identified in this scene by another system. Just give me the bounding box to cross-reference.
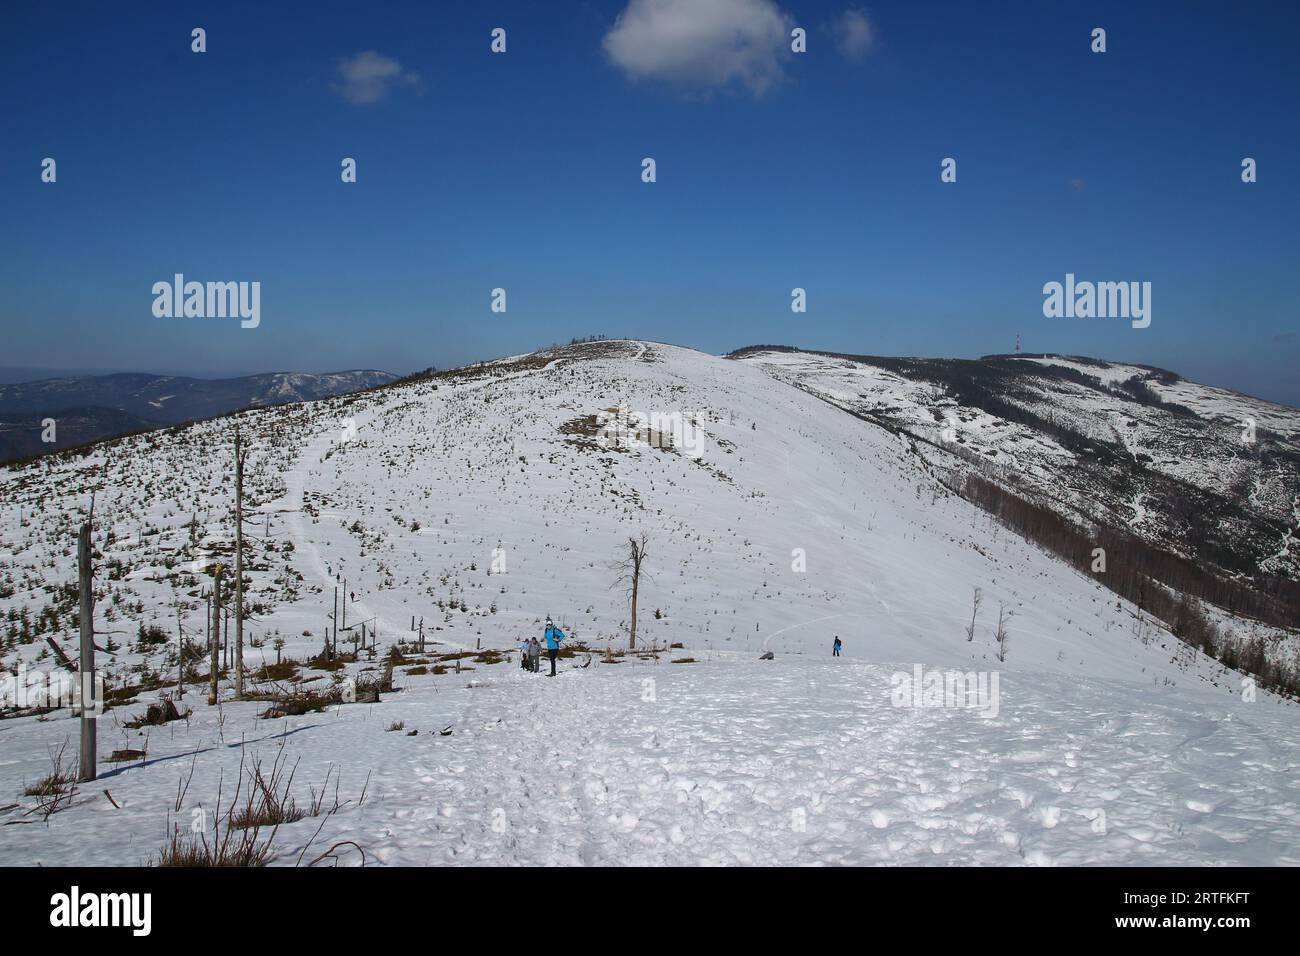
[3,654,1298,866]
[1,340,1297,865]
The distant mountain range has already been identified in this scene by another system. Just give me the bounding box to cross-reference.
[0,369,397,462]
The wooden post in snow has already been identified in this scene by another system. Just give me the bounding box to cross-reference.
[77,521,96,782]
[208,566,224,706]
[176,608,184,699]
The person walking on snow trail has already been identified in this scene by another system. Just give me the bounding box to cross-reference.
[832,636,842,657]
[543,617,566,676]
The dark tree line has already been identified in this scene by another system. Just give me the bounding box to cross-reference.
[961,473,1299,699]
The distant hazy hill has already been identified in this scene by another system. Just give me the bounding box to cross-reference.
[0,369,396,462]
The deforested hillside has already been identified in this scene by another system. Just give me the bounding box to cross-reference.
[734,347,1300,691]
[1,340,1298,866]
[5,339,1272,682]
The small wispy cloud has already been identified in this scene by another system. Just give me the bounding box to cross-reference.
[831,8,874,61]
[603,0,793,98]
[331,51,420,105]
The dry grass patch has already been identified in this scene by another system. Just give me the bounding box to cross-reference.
[254,660,300,682]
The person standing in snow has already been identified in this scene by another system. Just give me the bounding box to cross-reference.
[543,617,565,676]
[832,636,842,657]
[529,636,541,673]
[520,636,531,669]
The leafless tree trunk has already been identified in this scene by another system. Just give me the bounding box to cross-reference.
[77,520,96,782]
[995,602,1012,662]
[175,605,185,698]
[965,586,982,642]
[234,424,247,699]
[612,533,650,650]
[209,568,223,706]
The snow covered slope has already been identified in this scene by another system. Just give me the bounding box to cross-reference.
[1,340,1297,866]
[733,348,1300,584]
[734,347,1300,672]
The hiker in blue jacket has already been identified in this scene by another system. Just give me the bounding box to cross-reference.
[832,636,842,657]
[543,616,565,676]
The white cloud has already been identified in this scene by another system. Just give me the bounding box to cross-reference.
[603,0,793,97]
[331,51,420,105]
[832,8,874,61]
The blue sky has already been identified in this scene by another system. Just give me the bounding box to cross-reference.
[2,0,1298,404]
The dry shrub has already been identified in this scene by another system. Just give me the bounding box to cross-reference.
[124,697,190,729]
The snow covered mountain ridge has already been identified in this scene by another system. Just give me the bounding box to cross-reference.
[733,346,1300,689]
[1,339,1297,866]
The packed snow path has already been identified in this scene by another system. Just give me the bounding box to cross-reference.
[367,660,1300,866]
[3,656,1297,866]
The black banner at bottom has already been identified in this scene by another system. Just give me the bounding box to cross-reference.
[4,866,1283,943]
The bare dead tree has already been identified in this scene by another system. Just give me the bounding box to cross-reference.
[611,533,650,650]
[995,602,1013,662]
[965,586,982,642]
[234,423,249,700]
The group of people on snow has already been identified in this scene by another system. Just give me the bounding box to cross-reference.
[519,616,566,676]
[519,619,842,671]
